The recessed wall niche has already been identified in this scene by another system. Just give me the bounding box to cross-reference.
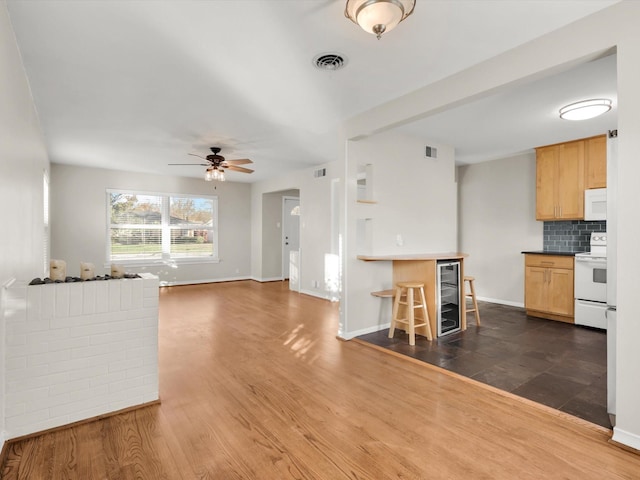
[357,164,375,203]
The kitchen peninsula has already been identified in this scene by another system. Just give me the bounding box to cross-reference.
[358,253,468,339]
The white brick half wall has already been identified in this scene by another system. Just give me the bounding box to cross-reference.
[2,273,159,439]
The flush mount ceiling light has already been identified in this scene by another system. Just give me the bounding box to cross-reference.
[345,0,416,39]
[559,99,612,121]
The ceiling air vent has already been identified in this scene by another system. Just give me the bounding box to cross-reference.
[314,168,327,178]
[313,53,347,71]
[425,146,438,158]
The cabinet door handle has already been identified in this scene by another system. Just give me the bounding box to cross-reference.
[559,206,562,217]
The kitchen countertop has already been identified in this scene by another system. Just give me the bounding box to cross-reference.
[357,252,468,261]
[521,250,580,257]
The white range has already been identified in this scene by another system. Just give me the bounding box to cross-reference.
[574,231,607,330]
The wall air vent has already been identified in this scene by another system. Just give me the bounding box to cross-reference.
[425,146,438,158]
[313,53,347,71]
[314,168,327,178]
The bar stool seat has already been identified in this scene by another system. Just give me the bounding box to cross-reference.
[389,282,433,345]
[464,276,480,326]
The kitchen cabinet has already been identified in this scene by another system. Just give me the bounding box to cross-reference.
[524,254,574,323]
[585,134,607,189]
[536,140,585,220]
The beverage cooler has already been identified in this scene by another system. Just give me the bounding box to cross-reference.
[437,260,461,336]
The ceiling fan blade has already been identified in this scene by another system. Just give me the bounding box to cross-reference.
[224,158,253,165]
[168,163,209,166]
[188,153,208,160]
[225,165,254,174]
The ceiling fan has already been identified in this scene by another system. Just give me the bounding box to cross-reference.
[169,147,254,181]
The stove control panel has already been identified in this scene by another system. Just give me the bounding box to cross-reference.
[589,231,607,257]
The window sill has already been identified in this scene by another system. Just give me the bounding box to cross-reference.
[104,258,220,269]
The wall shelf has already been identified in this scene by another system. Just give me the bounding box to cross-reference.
[371,289,395,298]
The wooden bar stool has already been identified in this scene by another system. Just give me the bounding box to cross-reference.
[464,276,481,326]
[389,282,433,345]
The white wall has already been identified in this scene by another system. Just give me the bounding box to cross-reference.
[51,164,251,286]
[340,1,640,450]
[341,130,458,338]
[251,164,333,298]
[613,25,640,450]
[458,153,543,306]
[261,189,299,280]
[0,0,50,447]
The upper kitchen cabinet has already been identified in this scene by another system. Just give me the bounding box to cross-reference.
[585,134,607,189]
[536,140,585,220]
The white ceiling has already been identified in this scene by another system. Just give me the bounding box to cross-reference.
[6,0,619,182]
[399,52,617,164]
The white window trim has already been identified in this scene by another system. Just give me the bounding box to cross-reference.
[106,188,219,266]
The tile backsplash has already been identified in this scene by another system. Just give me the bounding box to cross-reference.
[543,220,607,252]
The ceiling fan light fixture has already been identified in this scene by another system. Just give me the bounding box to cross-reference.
[210,167,225,182]
[345,0,415,39]
[171,147,252,181]
[559,98,612,121]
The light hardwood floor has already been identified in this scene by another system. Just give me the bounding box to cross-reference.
[2,280,640,479]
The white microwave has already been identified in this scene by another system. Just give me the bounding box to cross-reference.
[585,188,607,221]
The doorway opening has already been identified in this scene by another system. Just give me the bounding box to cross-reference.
[282,196,300,289]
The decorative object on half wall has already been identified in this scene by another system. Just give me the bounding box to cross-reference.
[49,259,66,281]
[80,262,95,281]
[111,264,125,278]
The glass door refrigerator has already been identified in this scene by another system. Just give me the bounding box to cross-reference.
[437,260,461,336]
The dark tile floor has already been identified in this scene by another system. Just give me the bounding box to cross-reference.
[357,301,610,428]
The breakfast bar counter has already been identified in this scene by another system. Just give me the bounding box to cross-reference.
[358,252,468,339]
[357,252,468,262]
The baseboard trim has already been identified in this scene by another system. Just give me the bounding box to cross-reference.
[476,296,524,308]
[611,426,640,453]
[251,276,285,283]
[338,323,390,341]
[2,399,160,446]
[160,276,250,287]
[298,288,329,300]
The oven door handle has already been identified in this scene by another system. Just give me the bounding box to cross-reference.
[575,257,607,264]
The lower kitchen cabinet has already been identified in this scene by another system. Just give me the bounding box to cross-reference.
[524,254,574,323]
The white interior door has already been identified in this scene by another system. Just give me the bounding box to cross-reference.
[282,197,300,279]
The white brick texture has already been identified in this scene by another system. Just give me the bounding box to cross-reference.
[2,273,159,438]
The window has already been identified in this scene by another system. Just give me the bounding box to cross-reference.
[107,190,218,264]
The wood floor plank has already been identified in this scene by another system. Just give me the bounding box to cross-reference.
[2,280,640,479]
